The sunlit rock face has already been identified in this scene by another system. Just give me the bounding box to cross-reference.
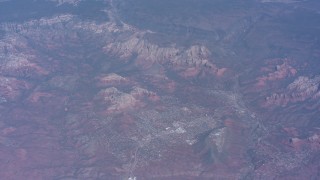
[104,37,228,77]
[95,85,159,114]
[265,76,320,106]
[0,0,319,179]
[97,87,139,112]
[255,59,297,88]
[96,73,129,87]
[104,37,211,66]
[1,12,226,78]
[48,0,81,6]
[0,76,32,102]
[0,35,49,79]
[288,76,320,99]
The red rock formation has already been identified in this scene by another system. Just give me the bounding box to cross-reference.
[1,56,49,78]
[101,24,226,78]
[96,87,138,113]
[256,59,297,88]
[0,76,32,102]
[265,76,320,106]
[132,86,160,102]
[96,73,129,87]
[2,14,226,79]
[0,35,49,79]
[95,86,158,114]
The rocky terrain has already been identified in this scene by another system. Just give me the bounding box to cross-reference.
[265,75,320,106]
[0,0,319,179]
[48,0,81,6]
[255,59,297,88]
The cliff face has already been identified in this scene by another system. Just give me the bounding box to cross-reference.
[265,76,320,106]
[256,60,297,87]
[104,35,211,66]
[95,86,158,114]
[0,12,226,78]
[0,11,225,113]
[102,29,227,77]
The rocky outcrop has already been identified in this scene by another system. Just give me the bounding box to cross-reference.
[95,86,158,114]
[96,73,129,87]
[288,76,320,99]
[97,87,138,113]
[48,0,81,6]
[0,15,74,32]
[1,13,226,78]
[265,76,320,106]
[0,54,49,79]
[256,60,297,87]
[104,38,211,66]
[130,86,160,101]
[0,76,32,102]
[103,33,226,77]
[0,32,50,79]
